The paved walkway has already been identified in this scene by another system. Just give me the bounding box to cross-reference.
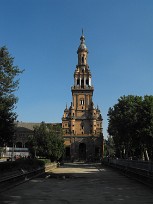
[1,163,153,204]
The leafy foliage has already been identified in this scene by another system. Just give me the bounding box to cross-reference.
[28,122,64,161]
[0,46,23,146]
[107,95,153,160]
[104,136,115,158]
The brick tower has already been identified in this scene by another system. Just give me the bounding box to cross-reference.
[62,31,103,161]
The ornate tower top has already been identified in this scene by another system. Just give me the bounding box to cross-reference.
[77,30,88,54]
[77,31,89,67]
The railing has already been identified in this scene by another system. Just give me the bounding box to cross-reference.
[2,147,29,158]
[71,86,94,90]
[0,167,45,193]
[102,158,153,188]
[107,158,153,172]
[0,163,57,193]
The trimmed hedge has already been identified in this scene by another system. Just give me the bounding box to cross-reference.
[0,158,45,173]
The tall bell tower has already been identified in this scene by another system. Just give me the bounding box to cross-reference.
[62,31,103,161]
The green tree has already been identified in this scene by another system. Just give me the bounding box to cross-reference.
[28,122,64,161]
[108,95,153,160]
[0,46,23,146]
[104,136,115,158]
[138,96,153,160]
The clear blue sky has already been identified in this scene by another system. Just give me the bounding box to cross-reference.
[0,0,153,138]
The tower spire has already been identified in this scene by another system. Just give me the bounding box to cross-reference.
[77,29,88,54]
[82,28,84,36]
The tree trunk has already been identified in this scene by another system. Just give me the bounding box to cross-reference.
[144,149,149,161]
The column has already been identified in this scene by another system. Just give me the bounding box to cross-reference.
[84,76,86,88]
[89,77,91,86]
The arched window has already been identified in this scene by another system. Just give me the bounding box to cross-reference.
[80,99,84,105]
[77,79,79,85]
[79,143,86,160]
[82,56,84,63]
[81,79,84,88]
[86,79,89,85]
[65,146,70,158]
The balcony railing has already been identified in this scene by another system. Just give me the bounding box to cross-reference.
[71,85,94,90]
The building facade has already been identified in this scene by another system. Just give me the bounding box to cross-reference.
[62,33,103,161]
[1,122,61,158]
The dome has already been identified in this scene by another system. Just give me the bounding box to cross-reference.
[78,43,87,50]
[77,34,88,52]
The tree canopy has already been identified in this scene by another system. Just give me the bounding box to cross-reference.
[104,136,115,158]
[107,95,153,160]
[28,122,65,161]
[0,46,23,146]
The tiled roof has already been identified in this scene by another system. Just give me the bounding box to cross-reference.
[15,122,62,131]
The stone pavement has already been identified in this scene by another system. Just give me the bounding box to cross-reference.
[0,163,153,204]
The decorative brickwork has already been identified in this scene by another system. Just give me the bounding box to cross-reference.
[62,33,103,161]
